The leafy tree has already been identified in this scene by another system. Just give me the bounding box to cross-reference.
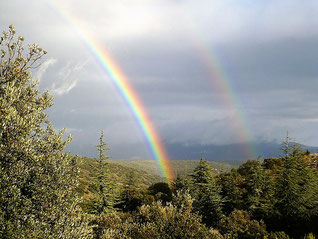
[267,231,290,239]
[148,182,172,203]
[94,191,223,239]
[0,25,91,238]
[303,233,316,239]
[217,210,267,239]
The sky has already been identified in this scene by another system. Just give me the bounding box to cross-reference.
[1,0,318,160]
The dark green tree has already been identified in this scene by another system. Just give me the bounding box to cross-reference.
[191,158,224,227]
[115,171,146,212]
[174,174,192,191]
[148,182,173,203]
[274,138,318,236]
[0,25,91,238]
[237,160,276,220]
[94,130,117,214]
[219,168,246,213]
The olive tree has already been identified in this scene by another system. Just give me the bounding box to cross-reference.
[0,25,92,238]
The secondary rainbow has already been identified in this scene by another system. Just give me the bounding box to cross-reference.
[46,0,175,181]
[187,21,258,159]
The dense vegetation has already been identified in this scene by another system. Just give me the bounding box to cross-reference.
[1,26,318,238]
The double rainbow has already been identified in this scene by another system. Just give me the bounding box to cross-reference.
[46,0,175,181]
[46,1,258,180]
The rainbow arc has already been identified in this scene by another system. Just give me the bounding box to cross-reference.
[47,0,175,181]
[46,1,258,181]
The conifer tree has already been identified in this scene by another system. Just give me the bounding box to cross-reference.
[191,158,224,227]
[274,136,318,235]
[0,25,91,238]
[94,130,117,214]
[237,159,275,220]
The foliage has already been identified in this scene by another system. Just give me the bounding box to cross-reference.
[303,234,316,239]
[190,158,225,227]
[217,210,267,239]
[1,25,317,239]
[218,137,318,238]
[148,182,173,203]
[219,168,246,213]
[92,191,223,239]
[304,233,316,239]
[0,25,92,238]
[77,157,160,213]
[274,140,318,236]
[92,130,118,214]
[267,231,290,239]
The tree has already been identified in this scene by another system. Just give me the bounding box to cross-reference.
[191,158,224,227]
[219,168,246,213]
[0,25,91,238]
[217,210,268,239]
[237,160,276,220]
[96,130,110,214]
[148,182,173,203]
[94,191,223,239]
[274,139,318,236]
[92,130,118,214]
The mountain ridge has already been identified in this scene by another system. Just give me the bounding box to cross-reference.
[166,141,318,165]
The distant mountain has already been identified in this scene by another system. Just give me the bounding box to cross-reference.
[166,142,318,165]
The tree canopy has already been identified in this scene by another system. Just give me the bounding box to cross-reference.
[0,25,91,238]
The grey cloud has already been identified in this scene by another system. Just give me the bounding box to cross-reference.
[1,0,318,158]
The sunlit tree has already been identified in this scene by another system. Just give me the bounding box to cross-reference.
[0,25,91,238]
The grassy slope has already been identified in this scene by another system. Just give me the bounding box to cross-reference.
[77,157,162,201]
[116,160,234,177]
[77,158,233,203]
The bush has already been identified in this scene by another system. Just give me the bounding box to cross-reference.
[93,191,223,239]
[218,210,267,239]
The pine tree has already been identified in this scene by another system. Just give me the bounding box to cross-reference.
[94,130,117,214]
[0,25,92,238]
[191,158,224,227]
[275,137,318,235]
[237,159,275,220]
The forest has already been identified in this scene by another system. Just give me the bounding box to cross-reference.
[1,25,317,239]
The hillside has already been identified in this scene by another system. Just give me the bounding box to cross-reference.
[77,158,232,204]
[116,159,234,176]
[77,157,162,202]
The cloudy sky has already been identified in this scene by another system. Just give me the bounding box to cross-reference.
[1,0,318,159]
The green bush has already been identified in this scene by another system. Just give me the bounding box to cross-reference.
[218,210,267,239]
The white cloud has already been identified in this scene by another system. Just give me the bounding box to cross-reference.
[36,58,57,82]
[50,60,89,96]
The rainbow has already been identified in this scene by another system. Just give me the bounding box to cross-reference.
[46,0,175,181]
[187,22,258,159]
